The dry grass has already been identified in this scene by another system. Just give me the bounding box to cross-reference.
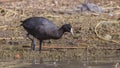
[0,0,119,61]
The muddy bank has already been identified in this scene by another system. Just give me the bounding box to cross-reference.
[0,0,119,62]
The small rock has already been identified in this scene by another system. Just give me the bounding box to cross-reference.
[77,3,104,13]
[15,54,21,59]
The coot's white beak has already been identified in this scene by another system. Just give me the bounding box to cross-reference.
[70,28,74,36]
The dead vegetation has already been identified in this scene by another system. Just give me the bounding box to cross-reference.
[0,0,119,61]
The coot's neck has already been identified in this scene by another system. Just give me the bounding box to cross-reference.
[53,26,64,39]
[58,27,64,38]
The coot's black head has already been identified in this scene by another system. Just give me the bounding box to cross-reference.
[62,24,74,36]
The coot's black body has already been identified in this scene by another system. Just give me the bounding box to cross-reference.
[21,17,74,51]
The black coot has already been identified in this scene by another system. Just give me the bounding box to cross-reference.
[21,17,74,51]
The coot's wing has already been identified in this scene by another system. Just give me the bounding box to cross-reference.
[36,17,58,36]
[21,17,58,39]
[22,17,58,30]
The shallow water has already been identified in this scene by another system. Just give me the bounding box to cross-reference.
[0,59,120,68]
[25,61,118,68]
[0,48,120,68]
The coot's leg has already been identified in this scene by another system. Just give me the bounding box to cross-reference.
[31,38,36,51]
[39,40,43,51]
[26,33,36,51]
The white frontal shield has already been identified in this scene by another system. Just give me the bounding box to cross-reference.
[70,28,74,36]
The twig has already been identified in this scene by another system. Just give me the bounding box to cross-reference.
[95,20,120,44]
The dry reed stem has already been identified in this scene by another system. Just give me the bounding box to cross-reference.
[0,6,27,20]
[95,20,120,44]
[0,25,8,29]
[0,37,24,40]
